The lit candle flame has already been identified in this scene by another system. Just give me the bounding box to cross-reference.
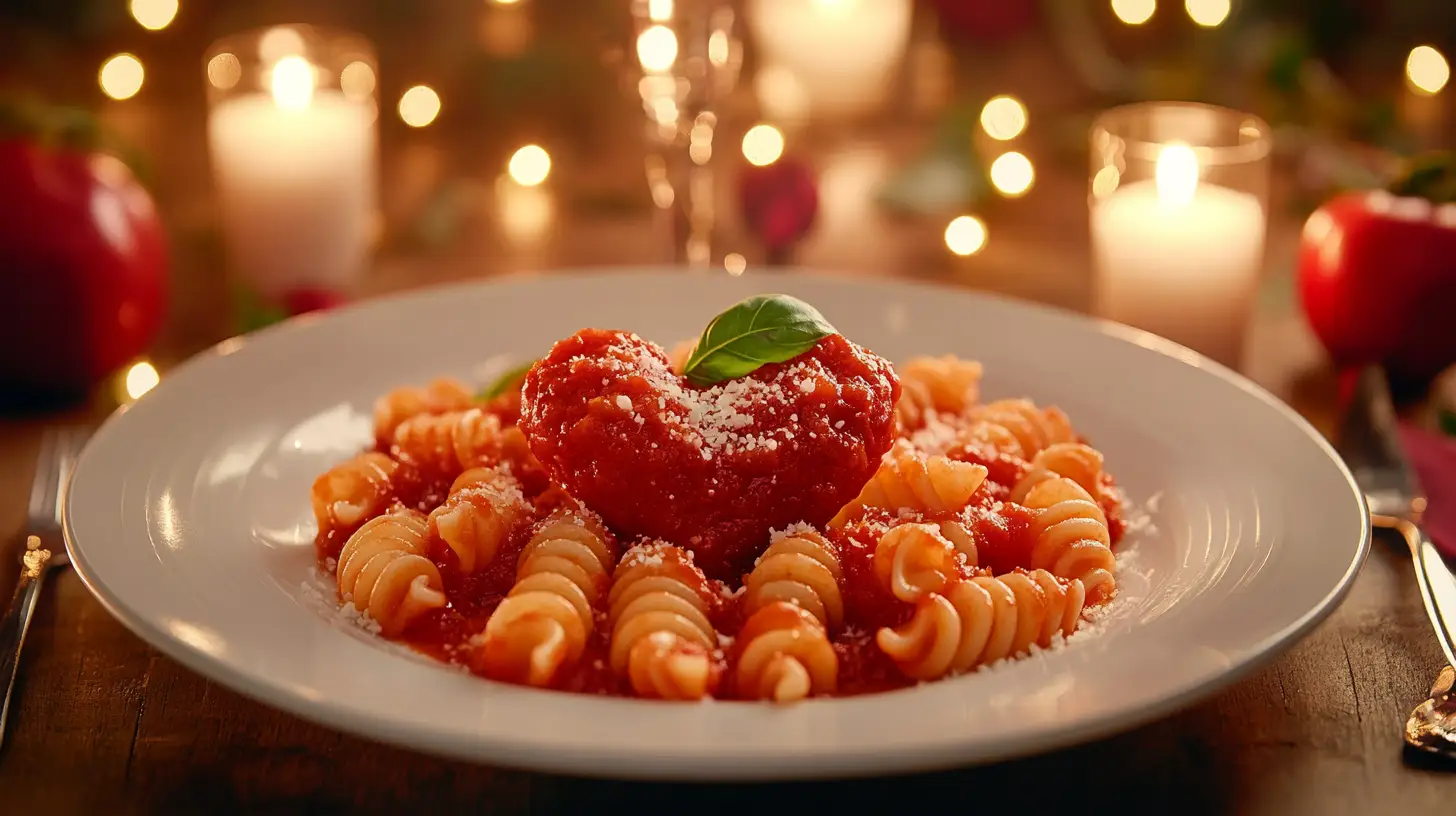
[1155,142,1199,208]
[270,56,315,111]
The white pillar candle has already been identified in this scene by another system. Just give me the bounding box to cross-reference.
[1091,144,1266,368]
[208,56,377,298]
[747,0,912,123]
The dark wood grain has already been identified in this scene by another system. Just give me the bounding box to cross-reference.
[1,3,1454,811]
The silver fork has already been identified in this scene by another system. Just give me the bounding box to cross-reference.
[0,427,88,751]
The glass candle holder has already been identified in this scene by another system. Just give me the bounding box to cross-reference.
[1089,103,1271,369]
[630,0,742,268]
[204,25,379,300]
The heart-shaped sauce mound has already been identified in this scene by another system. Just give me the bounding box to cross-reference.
[519,329,899,579]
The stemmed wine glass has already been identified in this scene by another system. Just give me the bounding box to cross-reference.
[628,0,743,269]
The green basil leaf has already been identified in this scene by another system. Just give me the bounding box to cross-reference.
[475,360,536,402]
[683,294,837,386]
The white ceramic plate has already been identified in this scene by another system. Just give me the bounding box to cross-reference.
[65,270,1368,780]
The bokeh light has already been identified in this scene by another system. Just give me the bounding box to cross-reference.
[1111,0,1155,25]
[1184,0,1229,27]
[125,361,160,400]
[207,52,241,90]
[508,144,552,186]
[270,56,315,111]
[340,61,376,101]
[637,25,678,72]
[648,0,673,21]
[129,0,178,31]
[742,124,785,167]
[1407,45,1450,96]
[99,54,145,100]
[980,95,1027,141]
[944,216,987,256]
[989,151,1035,197]
[398,85,441,127]
[1092,165,1121,199]
[724,253,747,276]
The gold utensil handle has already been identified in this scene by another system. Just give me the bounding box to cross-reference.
[0,537,55,752]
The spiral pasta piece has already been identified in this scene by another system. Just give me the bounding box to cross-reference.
[1010,442,1104,504]
[876,569,1085,680]
[336,509,445,636]
[1021,476,1116,602]
[608,544,719,700]
[427,470,529,573]
[373,377,473,442]
[742,529,843,631]
[831,440,988,527]
[872,523,960,603]
[311,452,401,532]
[895,356,983,429]
[473,508,617,687]
[967,399,1075,460]
[735,602,838,702]
[514,507,618,621]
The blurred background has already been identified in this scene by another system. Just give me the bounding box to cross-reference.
[1,0,1454,423]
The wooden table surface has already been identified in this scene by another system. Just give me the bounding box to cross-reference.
[2,3,1455,811]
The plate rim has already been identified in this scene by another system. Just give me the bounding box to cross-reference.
[62,267,1372,780]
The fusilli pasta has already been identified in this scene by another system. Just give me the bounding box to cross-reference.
[895,356,983,429]
[741,528,843,631]
[608,543,720,700]
[872,522,960,603]
[1010,442,1104,504]
[427,469,529,573]
[966,399,1075,460]
[831,440,988,527]
[311,452,401,533]
[336,508,445,636]
[473,507,617,686]
[877,569,1085,680]
[373,377,473,443]
[734,602,838,701]
[391,406,537,478]
[1021,476,1116,602]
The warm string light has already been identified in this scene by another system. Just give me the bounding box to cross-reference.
[1184,0,1229,27]
[944,215,987,256]
[980,95,1027,141]
[340,61,376,101]
[1407,45,1451,96]
[129,0,178,31]
[99,54,145,100]
[989,151,1034,197]
[742,124,784,167]
[124,361,160,400]
[636,25,678,72]
[508,145,552,186]
[1111,0,1155,25]
[398,85,441,127]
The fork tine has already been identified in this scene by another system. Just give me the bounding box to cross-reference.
[25,431,59,525]
[53,427,89,529]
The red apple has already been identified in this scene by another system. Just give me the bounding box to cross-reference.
[1298,184,1456,384]
[0,137,168,394]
